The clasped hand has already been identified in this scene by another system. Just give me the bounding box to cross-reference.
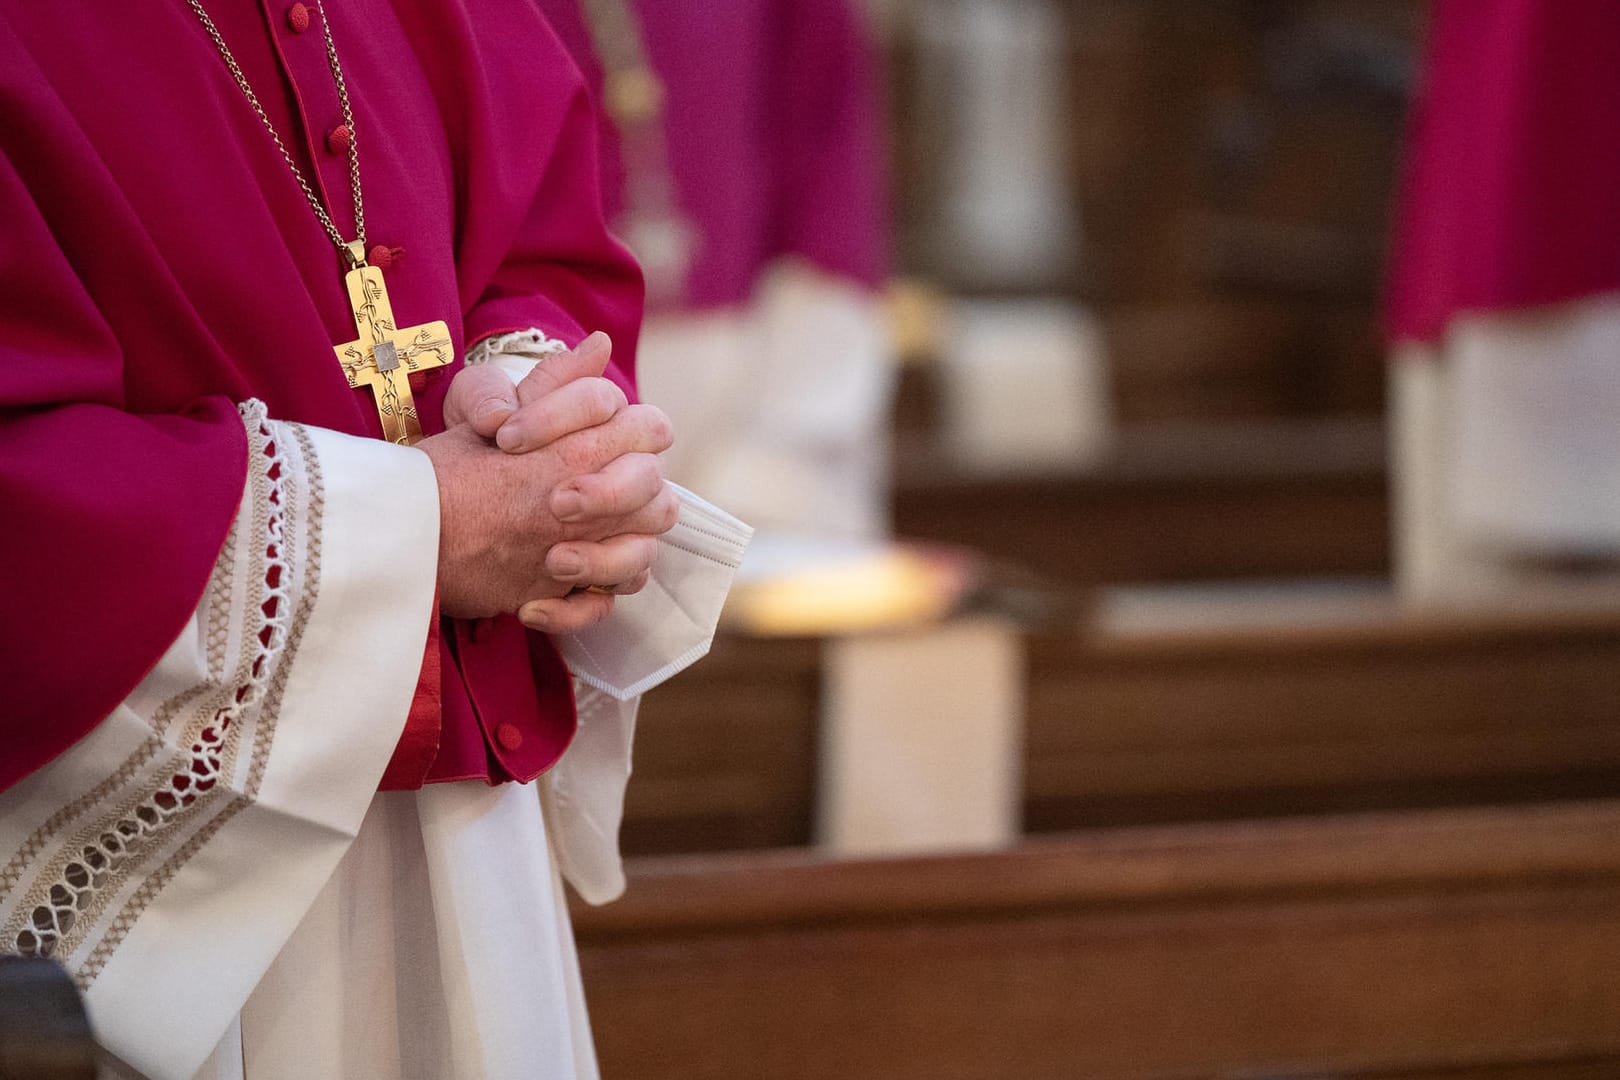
[419,332,676,634]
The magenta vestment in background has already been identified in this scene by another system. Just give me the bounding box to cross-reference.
[537,0,888,310]
[1387,0,1620,342]
[0,1,642,789]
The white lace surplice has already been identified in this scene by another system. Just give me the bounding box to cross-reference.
[0,335,750,1080]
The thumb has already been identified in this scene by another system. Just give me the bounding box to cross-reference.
[514,331,612,405]
[442,363,521,438]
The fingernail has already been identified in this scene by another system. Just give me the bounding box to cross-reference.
[552,487,583,520]
[495,424,523,452]
[577,330,609,358]
[517,601,550,631]
[550,550,583,576]
[475,397,515,428]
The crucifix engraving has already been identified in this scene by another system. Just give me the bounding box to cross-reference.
[334,261,453,445]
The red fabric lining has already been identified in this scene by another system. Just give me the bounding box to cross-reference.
[378,597,443,791]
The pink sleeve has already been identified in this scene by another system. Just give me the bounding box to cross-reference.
[457,45,645,401]
[0,150,247,792]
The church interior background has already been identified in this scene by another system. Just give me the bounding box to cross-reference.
[575,1,1620,1077]
[19,1,1619,1077]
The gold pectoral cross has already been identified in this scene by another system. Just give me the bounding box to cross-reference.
[333,244,453,445]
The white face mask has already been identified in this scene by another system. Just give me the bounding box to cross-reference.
[555,483,752,700]
[545,485,750,906]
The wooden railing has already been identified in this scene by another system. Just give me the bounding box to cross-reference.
[577,800,1620,1080]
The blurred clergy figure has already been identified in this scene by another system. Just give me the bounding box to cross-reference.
[0,3,746,1078]
[1388,0,1620,599]
[538,0,896,552]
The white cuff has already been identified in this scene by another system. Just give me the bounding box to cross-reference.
[465,328,570,386]
[0,402,440,1078]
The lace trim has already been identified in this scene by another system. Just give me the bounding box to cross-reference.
[0,525,242,899]
[78,414,324,988]
[464,328,569,367]
[4,401,299,975]
[244,421,323,795]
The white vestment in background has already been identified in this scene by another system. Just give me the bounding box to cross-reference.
[637,261,894,545]
[0,335,750,1080]
[1392,295,1620,600]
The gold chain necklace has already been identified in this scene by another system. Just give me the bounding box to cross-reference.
[184,0,453,446]
[184,0,366,259]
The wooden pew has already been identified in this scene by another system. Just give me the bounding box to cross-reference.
[891,417,1389,587]
[624,603,1620,856]
[1026,600,1620,831]
[621,635,821,856]
[576,800,1620,1080]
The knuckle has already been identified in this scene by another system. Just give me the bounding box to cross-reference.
[563,593,614,630]
[617,571,652,596]
[632,452,665,488]
[631,534,661,569]
[587,473,625,511]
[515,363,561,403]
[617,457,661,506]
[628,404,674,449]
[654,489,680,532]
[584,378,627,422]
[554,439,596,478]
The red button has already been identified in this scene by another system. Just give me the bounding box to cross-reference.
[326,124,351,155]
[286,3,311,33]
[368,244,403,270]
[495,723,524,752]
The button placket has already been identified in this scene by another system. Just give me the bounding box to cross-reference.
[260,0,357,246]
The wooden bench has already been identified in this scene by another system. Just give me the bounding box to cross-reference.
[891,417,1389,587]
[577,800,1620,1080]
[1026,600,1620,831]
[625,603,1620,855]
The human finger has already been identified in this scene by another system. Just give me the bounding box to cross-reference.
[494,376,628,453]
[441,364,520,437]
[551,455,665,523]
[589,567,652,597]
[544,533,659,590]
[549,403,674,473]
[511,330,612,407]
[605,482,681,538]
[517,590,616,635]
[566,568,652,600]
